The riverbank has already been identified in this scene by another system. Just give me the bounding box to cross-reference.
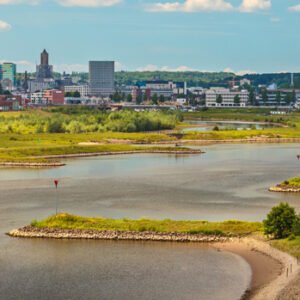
[8,226,299,300]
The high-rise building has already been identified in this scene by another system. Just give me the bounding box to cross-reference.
[2,63,17,87]
[36,49,53,80]
[0,65,2,81]
[89,61,115,97]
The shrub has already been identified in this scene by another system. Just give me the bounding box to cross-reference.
[263,203,297,239]
[292,215,300,236]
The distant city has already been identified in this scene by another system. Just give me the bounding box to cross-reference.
[0,49,300,111]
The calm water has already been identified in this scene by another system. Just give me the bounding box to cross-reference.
[1,143,300,299]
[183,120,276,132]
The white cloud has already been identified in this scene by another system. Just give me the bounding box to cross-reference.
[0,20,11,31]
[288,4,300,12]
[57,0,121,7]
[224,67,257,75]
[136,64,198,72]
[146,0,272,13]
[239,0,271,12]
[0,0,39,4]
[146,0,234,12]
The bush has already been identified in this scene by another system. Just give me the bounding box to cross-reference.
[292,215,300,236]
[263,203,297,239]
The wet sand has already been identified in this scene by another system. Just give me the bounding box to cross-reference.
[215,238,300,300]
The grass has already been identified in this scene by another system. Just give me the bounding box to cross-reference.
[182,127,300,140]
[271,237,300,260]
[278,177,300,188]
[2,108,300,163]
[31,213,263,236]
[31,213,300,260]
[0,132,178,163]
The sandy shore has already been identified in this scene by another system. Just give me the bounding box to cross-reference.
[269,186,300,193]
[7,228,299,300]
[214,237,300,300]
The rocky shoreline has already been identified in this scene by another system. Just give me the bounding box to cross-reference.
[7,226,227,242]
[269,186,300,193]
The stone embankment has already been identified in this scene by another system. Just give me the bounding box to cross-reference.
[8,226,228,243]
[269,186,300,193]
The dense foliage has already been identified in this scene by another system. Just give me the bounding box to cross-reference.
[263,203,300,239]
[0,109,181,134]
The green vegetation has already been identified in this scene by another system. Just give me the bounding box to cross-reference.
[263,203,300,239]
[271,237,300,260]
[115,71,234,87]
[29,204,300,259]
[0,109,181,134]
[31,213,263,236]
[279,177,300,188]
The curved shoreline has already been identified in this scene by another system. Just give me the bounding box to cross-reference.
[269,186,300,193]
[0,149,204,167]
[7,227,299,300]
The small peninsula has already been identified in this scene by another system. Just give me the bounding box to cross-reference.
[269,177,300,192]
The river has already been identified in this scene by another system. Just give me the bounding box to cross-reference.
[1,143,300,299]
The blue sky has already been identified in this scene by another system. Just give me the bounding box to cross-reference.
[0,0,300,74]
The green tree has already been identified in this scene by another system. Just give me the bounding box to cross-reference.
[262,89,268,106]
[126,94,132,102]
[292,215,300,236]
[263,203,297,239]
[216,95,223,105]
[152,93,158,105]
[73,91,81,98]
[136,94,143,105]
[234,95,241,106]
[159,95,165,103]
[291,90,296,104]
[143,93,148,102]
[249,88,256,106]
[275,91,281,107]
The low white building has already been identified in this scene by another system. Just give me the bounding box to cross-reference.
[205,88,249,107]
[64,85,90,97]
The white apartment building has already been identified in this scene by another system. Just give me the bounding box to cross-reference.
[30,91,44,105]
[206,88,249,107]
[64,85,90,97]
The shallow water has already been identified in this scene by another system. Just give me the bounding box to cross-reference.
[1,143,300,299]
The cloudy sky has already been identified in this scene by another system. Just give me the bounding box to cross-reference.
[0,0,299,74]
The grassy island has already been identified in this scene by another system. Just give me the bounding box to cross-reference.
[30,213,263,236]
[270,177,300,192]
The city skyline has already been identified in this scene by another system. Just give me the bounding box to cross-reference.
[0,0,300,74]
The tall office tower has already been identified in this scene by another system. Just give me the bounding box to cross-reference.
[2,63,17,86]
[89,61,115,97]
[36,49,53,80]
[0,64,2,81]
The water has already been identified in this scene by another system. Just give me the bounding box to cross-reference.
[1,143,300,299]
[182,120,277,132]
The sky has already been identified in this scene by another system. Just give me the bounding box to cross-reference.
[0,0,300,74]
